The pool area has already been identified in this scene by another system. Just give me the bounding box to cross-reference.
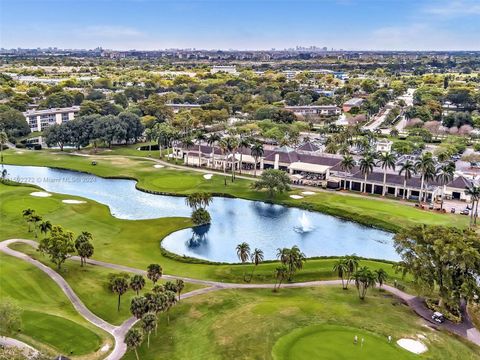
[4,164,399,263]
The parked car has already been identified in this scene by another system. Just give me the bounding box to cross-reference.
[432,312,445,323]
[461,209,470,215]
[428,203,434,210]
[451,208,456,213]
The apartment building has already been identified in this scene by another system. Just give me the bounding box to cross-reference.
[23,106,80,132]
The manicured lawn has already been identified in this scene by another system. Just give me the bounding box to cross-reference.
[123,287,480,360]
[3,148,468,232]
[0,253,111,357]
[272,324,417,360]
[11,242,205,326]
[0,183,414,289]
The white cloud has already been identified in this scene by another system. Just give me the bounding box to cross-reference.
[423,0,480,16]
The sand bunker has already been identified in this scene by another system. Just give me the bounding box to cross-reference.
[397,339,428,354]
[153,164,164,168]
[62,199,86,204]
[203,174,213,180]
[100,344,110,352]
[301,191,315,195]
[30,192,52,198]
[289,195,304,199]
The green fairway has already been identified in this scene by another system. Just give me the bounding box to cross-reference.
[272,324,417,360]
[122,287,480,360]
[3,148,468,232]
[0,182,414,289]
[0,253,111,357]
[11,242,205,325]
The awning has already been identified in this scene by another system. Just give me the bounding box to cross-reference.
[289,162,330,174]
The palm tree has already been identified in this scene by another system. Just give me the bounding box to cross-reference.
[130,274,146,296]
[147,264,163,285]
[273,265,288,292]
[390,129,399,138]
[110,275,130,312]
[130,295,148,319]
[144,128,154,155]
[218,138,229,186]
[277,246,306,281]
[359,155,375,193]
[185,192,202,210]
[39,220,52,239]
[0,130,8,165]
[465,185,480,227]
[248,248,264,282]
[206,133,221,168]
[344,254,359,289]
[163,290,177,325]
[374,268,388,288]
[30,214,42,238]
[333,259,349,290]
[237,136,251,175]
[141,313,157,348]
[415,152,435,203]
[353,266,377,300]
[194,130,206,167]
[236,242,251,281]
[436,163,455,210]
[124,328,143,360]
[224,136,239,182]
[175,279,185,300]
[250,142,264,177]
[378,152,396,196]
[340,155,355,190]
[22,208,35,232]
[399,160,416,200]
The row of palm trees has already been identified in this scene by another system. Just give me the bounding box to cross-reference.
[332,255,388,300]
[340,151,456,205]
[235,242,264,282]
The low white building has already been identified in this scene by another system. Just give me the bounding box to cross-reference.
[284,105,341,116]
[211,65,238,75]
[376,139,393,153]
[23,106,80,132]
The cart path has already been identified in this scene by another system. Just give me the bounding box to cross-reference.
[1,238,478,360]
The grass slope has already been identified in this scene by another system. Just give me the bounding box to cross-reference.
[123,287,480,360]
[0,253,111,357]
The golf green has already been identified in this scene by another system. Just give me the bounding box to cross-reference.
[272,324,418,360]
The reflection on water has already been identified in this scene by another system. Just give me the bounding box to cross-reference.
[4,165,399,263]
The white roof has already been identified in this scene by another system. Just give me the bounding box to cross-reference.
[289,162,330,174]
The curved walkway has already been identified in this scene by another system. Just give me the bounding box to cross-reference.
[1,238,479,360]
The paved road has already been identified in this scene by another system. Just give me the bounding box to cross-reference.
[1,238,479,360]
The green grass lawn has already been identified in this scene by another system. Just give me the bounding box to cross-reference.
[0,182,415,289]
[0,253,111,358]
[123,287,480,360]
[272,324,417,360]
[3,148,468,232]
[10,242,205,326]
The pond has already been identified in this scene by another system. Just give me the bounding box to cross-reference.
[4,165,399,263]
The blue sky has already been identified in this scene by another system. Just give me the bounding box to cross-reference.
[1,0,479,50]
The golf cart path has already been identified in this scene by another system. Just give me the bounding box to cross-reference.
[1,239,479,360]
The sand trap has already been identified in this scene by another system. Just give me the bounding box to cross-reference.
[301,191,316,195]
[203,173,213,180]
[290,195,304,199]
[62,199,86,204]
[397,339,428,354]
[30,191,51,198]
[153,164,164,169]
[100,344,110,352]
[15,151,24,154]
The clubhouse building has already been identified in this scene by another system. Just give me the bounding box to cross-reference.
[172,141,474,203]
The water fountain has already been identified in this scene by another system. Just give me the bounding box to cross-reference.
[295,212,315,233]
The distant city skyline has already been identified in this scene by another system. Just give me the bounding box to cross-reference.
[1,0,480,51]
